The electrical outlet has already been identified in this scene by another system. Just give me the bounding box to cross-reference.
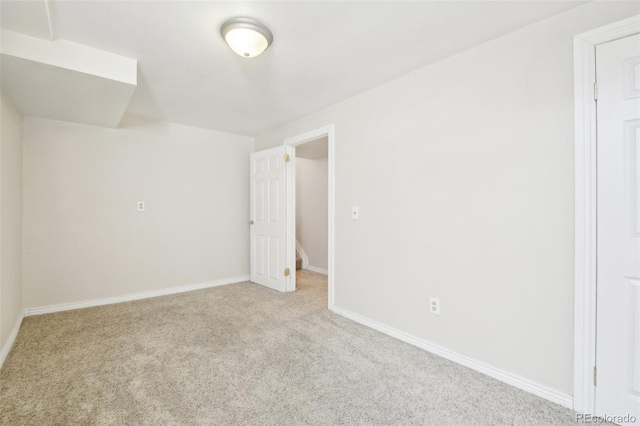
[137,201,145,212]
[429,297,440,315]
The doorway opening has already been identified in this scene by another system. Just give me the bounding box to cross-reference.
[294,137,329,278]
[285,125,335,309]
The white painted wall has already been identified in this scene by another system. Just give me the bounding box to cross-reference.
[255,2,640,395]
[0,88,23,354]
[22,115,253,309]
[296,155,328,271]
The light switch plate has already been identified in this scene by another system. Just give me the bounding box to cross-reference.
[352,206,359,220]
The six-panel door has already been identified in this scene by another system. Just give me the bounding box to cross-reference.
[250,146,288,292]
[596,33,640,423]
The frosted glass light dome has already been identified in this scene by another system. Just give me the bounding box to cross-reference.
[221,18,273,58]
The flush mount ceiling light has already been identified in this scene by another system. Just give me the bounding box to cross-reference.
[220,18,273,58]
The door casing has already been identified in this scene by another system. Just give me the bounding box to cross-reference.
[284,124,336,309]
[573,15,640,414]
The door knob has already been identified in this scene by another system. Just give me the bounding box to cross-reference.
[249,220,254,225]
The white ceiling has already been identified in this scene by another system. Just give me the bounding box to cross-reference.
[0,1,588,136]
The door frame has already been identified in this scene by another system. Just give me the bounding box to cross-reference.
[284,124,336,309]
[573,15,640,414]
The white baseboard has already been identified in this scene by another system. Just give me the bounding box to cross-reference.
[305,265,328,275]
[0,311,24,370]
[330,306,573,409]
[295,240,309,269]
[24,275,251,317]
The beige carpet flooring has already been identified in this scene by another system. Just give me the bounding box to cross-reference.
[1,271,576,425]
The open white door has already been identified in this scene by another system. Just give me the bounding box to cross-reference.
[595,33,640,423]
[249,146,294,292]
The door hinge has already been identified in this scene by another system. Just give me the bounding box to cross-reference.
[594,82,598,101]
[284,268,291,277]
[283,154,290,163]
[593,366,597,386]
